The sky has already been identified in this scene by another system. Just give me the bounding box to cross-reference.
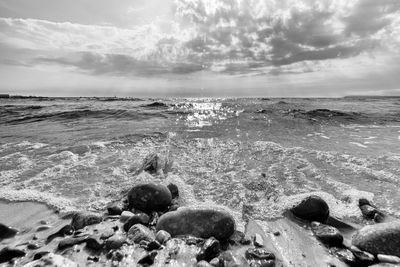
[0,0,400,97]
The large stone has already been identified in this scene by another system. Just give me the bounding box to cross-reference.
[70,212,102,230]
[0,247,25,263]
[105,235,126,250]
[352,221,400,256]
[127,183,172,213]
[156,207,235,241]
[0,223,18,240]
[128,224,155,243]
[290,195,329,223]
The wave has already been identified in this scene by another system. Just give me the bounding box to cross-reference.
[141,102,169,108]
[4,109,168,124]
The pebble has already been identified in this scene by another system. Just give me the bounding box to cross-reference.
[36,225,51,232]
[120,211,134,223]
[107,205,122,216]
[138,251,157,265]
[155,230,171,245]
[85,236,104,250]
[105,235,126,250]
[311,223,343,247]
[58,236,87,250]
[123,213,150,232]
[377,254,400,264]
[167,183,179,199]
[46,225,73,243]
[196,260,213,267]
[253,233,264,247]
[245,248,275,260]
[128,224,155,243]
[71,212,102,230]
[196,237,221,262]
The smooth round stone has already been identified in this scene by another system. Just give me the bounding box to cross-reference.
[352,221,400,257]
[123,213,150,232]
[105,235,126,250]
[156,207,235,241]
[290,195,329,223]
[71,213,102,230]
[155,230,171,245]
[127,183,172,213]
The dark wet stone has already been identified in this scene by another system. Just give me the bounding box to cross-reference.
[114,251,124,262]
[374,213,385,223]
[156,230,171,245]
[359,198,372,207]
[138,251,157,266]
[167,183,179,199]
[245,248,275,261]
[290,195,329,223]
[128,224,155,243]
[105,235,126,250]
[107,205,122,216]
[352,221,400,256]
[58,236,87,250]
[36,225,51,232]
[360,205,378,220]
[127,183,172,213]
[71,212,102,230]
[147,240,161,251]
[156,207,235,241]
[86,236,104,250]
[311,223,343,247]
[332,248,356,264]
[196,261,213,267]
[0,223,18,240]
[123,213,150,232]
[351,249,375,264]
[197,237,221,262]
[0,247,26,263]
[27,242,41,250]
[33,251,49,260]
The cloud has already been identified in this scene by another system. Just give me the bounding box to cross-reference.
[0,0,400,77]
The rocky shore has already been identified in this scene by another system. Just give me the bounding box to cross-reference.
[1,154,400,266]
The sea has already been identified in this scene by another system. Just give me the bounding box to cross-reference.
[1,97,400,225]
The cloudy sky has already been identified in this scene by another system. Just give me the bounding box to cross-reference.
[0,0,400,97]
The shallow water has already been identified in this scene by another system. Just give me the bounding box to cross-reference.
[1,97,400,224]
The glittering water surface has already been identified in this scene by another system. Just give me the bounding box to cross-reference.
[1,97,400,224]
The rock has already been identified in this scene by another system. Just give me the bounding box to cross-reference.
[120,211,134,222]
[33,251,50,260]
[0,247,25,263]
[85,236,103,250]
[156,207,235,241]
[140,152,171,175]
[36,225,51,232]
[123,213,150,232]
[253,233,264,247]
[197,237,221,262]
[167,183,179,199]
[0,223,18,239]
[58,236,87,250]
[71,212,102,230]
[27,242,41,250]
[23,253,78,267]
[87,256,99,262]
[100,228,115,240]
[290,195,329,223]
[332,248,356,264]
[138,251,157,265]
[196,261,213,267]
[245,248,275,260]
[127,183,172,213]
[128,224,155,243]
[219,251,248,267]
[105,235,126,250]
[147,240,161,251]
[352,221,400,256]
[46,224,73,243]
[209,257,222,267]
[156,230,171,245]
[107,205,122,216]
[377,254,400,264]
[311,223,343,247]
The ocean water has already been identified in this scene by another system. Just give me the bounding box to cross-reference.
[1,97,400,225]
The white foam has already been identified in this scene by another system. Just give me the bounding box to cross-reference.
[349,142,368,148]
